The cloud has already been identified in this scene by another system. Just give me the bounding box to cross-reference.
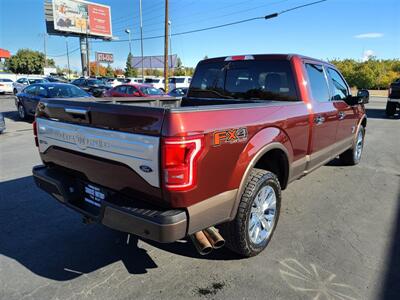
[354,33,383,39]
[362,50,375,62]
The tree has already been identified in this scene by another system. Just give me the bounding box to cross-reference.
[89,62,106,76]
[114,68,124,77]
[173,57,186,76]
[125,53,137,77]
[203,55,209,60]
[105,64,114,77]
[5,49,54,74]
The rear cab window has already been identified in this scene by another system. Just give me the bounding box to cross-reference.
[188,59,298,101]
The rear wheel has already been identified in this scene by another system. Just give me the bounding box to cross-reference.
[18,104,27,120]
[385,101,397,117]
[222,169,281,257]
[13,89,18,95]
[340,126,365,165]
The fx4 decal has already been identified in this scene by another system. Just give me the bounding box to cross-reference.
[213,127,248,146]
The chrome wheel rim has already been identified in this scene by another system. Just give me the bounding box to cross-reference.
[248,185,276,245]
[354,130,363,161]
[18,105,25,119]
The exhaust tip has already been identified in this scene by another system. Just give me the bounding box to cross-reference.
[211,239,225,249]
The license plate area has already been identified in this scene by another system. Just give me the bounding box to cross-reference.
[84,184,105,208]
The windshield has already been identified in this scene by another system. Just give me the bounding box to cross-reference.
[47,85,89,98]
[188,60,298,101]
[29,79,47,84]
[88,79,103,85]
[140,87,164,95]
[145,78,161,83]
[0,79,13,82]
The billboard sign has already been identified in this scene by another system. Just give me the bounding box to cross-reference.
[52,0,112,38]
[96,52,113,63]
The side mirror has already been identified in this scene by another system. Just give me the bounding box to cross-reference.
[357,89,369,104]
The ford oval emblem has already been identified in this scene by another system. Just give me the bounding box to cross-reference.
[140,165,153,173]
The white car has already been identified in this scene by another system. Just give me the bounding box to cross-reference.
[168,76,191,91]
[125,77,144,84]
[13,77,48,94]
[144,77,165,91]
[0,78,14,94]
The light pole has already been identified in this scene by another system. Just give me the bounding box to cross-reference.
[139,0,144,80]
[125,29,132,55]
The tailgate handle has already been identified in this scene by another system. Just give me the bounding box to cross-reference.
[65,108,87,115]
[65,108,89,121]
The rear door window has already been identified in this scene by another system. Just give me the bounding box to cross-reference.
[305,63,330,102]
[115,85,127,94]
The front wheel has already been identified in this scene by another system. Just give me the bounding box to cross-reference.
[339,126,365,165]
[221,169,281,257]
[18,104,27,120]
[386,101,397,117]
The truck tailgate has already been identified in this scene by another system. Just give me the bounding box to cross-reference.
[36,98,168,205]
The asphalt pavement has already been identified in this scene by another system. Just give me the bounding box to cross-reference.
[0,95,399,300]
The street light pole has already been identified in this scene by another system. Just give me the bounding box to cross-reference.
[66,38,71,80]
[163,0,169,92]
[139,0,144,81]
[125,29,132,55]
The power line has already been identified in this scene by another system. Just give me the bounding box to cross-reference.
[95,0,327,44]
[47,47,80,57]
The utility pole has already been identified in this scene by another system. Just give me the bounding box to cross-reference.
[125,29,132,54]
[168,20,172,69]
[139,0,144,80]
[66,38,71,80]
[163,0,169,92]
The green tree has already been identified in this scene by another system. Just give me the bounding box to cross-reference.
[173,57,186,76]
[5,49,54,74]
[124,53,137,77]
[105,64,114,77]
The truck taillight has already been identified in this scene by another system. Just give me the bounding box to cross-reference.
[389,87,392,97]
[162,135,204,191]
[33,120,38,147]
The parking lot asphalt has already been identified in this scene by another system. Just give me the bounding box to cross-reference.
[0,95,399,300]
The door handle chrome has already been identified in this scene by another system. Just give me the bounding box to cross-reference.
[314,115,325,125]
[338,112,346,120]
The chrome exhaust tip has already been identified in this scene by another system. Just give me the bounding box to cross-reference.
[203,226,225,249]
[190,231,213,255]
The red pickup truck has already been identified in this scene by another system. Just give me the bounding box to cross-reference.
[32,54,368,257]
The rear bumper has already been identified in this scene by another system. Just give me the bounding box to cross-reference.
[32,165,187,243]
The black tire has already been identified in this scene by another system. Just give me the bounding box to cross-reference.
[13,89,18,95]
[18,104,27,120]
[385,101,397,117]
[221,168,281,257]
[339,126,365,165]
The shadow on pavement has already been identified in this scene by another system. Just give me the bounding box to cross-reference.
[366,108,399,120]
[0,175,239,281]
[381,185,400,299]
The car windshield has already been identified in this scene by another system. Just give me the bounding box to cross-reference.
[140,87,163,95]
[47,85,89,98]
[145,78,160,83]
[188,60,298,101]
[87,79,103,85]
[0,79,13,82]
[29,79,47,84]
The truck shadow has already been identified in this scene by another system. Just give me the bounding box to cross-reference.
[0,175,237,282]
[2,110,33,123]
[380,184,400,299]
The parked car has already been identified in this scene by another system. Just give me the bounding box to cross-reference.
[32,54,368,257]
[168,87,188,97]
[144,77,165,91]
[104,84,166,97]
[13,77,48,94]
[71,78,110,97]
[168,76,191,91]
[0,112,5,133]
[15,83,92,120]
[45,76,69,83]
[386,78,400,116]
[0,78,14,94]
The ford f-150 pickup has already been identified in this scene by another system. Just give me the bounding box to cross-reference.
[32,54,368,257]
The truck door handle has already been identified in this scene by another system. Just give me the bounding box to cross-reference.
[338,111,346,120]
[314,115,325,125]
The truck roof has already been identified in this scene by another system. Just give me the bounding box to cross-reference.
[200,54,336,68]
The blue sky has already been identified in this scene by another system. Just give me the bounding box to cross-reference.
[0,0,399,71]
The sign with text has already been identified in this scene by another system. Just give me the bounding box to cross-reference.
[96,52,113,63]
[52,0,112,38]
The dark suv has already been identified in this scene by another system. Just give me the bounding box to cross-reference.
[71,78,110,97]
